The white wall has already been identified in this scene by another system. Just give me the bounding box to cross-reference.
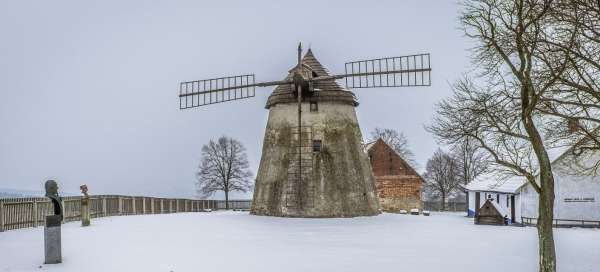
[519,151,600,221]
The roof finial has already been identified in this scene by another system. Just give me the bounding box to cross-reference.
[297,42,302,66]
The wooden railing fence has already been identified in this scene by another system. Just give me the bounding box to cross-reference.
[521,217,600,228]
[422,201,467,212]
[0,195,217,232]
[216,200,252,210]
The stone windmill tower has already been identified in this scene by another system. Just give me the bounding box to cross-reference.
[178,43,431,218]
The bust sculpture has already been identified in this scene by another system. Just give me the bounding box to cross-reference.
[80,184,91,226]
[44,179,63,264]
[44,180,63,221]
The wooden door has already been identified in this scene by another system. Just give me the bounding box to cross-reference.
[475,192,481,216]
[510,195,516,223]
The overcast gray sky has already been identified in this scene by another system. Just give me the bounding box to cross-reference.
[0,0,472,198]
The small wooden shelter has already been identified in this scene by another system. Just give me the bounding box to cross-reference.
[475,198,507,225]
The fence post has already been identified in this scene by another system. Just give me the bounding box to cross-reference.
[132,197,136,215]
[0,202,4,232]
[176,199,179,213]
[151,198,155,214]
[61,200,66,223]
[102,197,107,217]
[142,198,146,214]
[118,197,123,215]
[33,200,38,228]
[160,199,164,213]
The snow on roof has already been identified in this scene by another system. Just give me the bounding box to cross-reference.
[363,140,377,153]
[465,173,526,194]
[548,126,600,165]
[548,146,571,164]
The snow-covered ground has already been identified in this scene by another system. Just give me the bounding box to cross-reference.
[1,212,599,272]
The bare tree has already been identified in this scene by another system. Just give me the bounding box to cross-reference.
[369,127,417,167]
[451,137,489,186]
[430,1,598,270]
[447,137,490,212]
[431,1,586,270]
[196,136,253,210]
[536,0,600,174]
[422,149,461,211]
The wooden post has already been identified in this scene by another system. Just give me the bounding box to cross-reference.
[142,198,146,214]
[102,197,107,217]
[33,200,38,228]
[132,197,136,215]
[160,199,164,213]
[118,197,123,215]
[151,198,155,214]
[0,202,5,232]
[61,200,66,223]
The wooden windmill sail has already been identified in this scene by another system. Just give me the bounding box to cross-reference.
[179,43,431,217]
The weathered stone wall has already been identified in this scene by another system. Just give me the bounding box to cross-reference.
[367,140,423,212]
[251,101,381,217]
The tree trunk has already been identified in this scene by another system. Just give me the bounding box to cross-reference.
[537,169,556,272]
[225,190,229,210]
[441,194,446,211]
[522,108,556,272]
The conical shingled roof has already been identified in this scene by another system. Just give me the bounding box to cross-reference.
[265,49,358,109]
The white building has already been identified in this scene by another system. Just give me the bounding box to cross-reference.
[466,174,524,224]
[466,145,600,225]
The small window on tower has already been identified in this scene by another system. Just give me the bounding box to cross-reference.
[312,140,322,152]
[310,101,318,112]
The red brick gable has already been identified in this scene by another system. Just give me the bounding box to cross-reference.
[365,138,424,211]
[367,139,420,177]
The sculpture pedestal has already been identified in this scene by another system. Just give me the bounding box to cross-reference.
[81,198,90,227]
[44,215,62,264]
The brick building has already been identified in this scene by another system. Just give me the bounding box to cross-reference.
[365,138,424,212]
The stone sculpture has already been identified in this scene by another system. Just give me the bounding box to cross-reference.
[80,184,90,227]
[44,180,62,264]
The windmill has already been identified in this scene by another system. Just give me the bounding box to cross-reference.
[180,43,431,217]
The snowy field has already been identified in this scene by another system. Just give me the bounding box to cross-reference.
[0,212,599,272]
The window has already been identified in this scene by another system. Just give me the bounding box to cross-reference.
[496,194,500,203]
[506,196,509,207]
[312,140,322,152]
[310,101,318,112]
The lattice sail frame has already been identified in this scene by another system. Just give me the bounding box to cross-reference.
[178,52,432,110]
[343,53,431,88]
[179,74,256,109]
